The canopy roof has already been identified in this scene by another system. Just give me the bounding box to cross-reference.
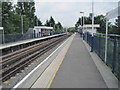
[106,1,120,20]
[0,27,3,30]
[83,24,100,28]
[34,26,53,30]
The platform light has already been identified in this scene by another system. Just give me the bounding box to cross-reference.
[80,12,84,32]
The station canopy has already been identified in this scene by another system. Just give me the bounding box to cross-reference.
[34,26,53,30]
[106,1,120,19]
[83,24,100,28]
[0,27,3,30]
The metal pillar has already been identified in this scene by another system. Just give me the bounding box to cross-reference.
[105,19,108,63]
[0,0,2,85]
[92,0,94,37]
[91,0,94,52]
[21,15,23,35]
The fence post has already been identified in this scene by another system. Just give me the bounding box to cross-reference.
[91,36,94,52]
[83,33,85,40]
[112,39,117,73]
[98,35,101,57]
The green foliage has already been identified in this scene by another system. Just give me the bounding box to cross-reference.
[84,15,106,33]
[2,2,14,34]
[49,16,55,27]
[109,24,118,34]
[16,1,35,28]
[107,17,119,35]
[94,15,106,33]
[75,14,119,34]
[67,27,77,33]
[113,17,120,35]
[2,1,42,34]
[84,16,92,24]
[45,16,55,27]
[45,16,64,33]
[45,20,49,26]
[2,2,64,34]
[75,18,81,29]
[34,16,42,26]
[118,16,120,35]
[55,22,63,33]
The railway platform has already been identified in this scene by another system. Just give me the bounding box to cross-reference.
[1,33,66,56]
[13,33,118,88]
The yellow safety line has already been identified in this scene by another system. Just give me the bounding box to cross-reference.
[46,35,75,88]
[46,55,65,88]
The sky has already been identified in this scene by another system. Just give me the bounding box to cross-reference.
[34,0,119,27]
[12,0,119,27]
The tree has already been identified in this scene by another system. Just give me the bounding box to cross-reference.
[49,16,55,27]
[45,16,55,27]
[57,22,63,29]
[2,2,14,34]
[16,1,36,28]
[45,20,50,26]
[75,16,92,29]
[2,1,36,34]
[118,16,120,35]
[55,22,63,33]
[10,13,21,33]
[75,14,108,33]
[45,16,64,33]
[34,16,42,26]
[112,17,120,35]
[38,19,42,26]
[94,15,106,33]
[84,16,92,24]
[75,18,81,29]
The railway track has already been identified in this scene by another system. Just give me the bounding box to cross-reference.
[0,34,70,82]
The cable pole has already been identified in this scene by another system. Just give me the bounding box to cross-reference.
[92,0,94,36]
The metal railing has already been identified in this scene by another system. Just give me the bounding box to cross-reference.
[0,32,65,44]
[0,33,34,44]
[83,32,120,79]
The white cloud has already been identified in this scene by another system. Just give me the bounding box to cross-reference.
[53,3,70,11]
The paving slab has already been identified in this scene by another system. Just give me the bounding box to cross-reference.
[31,34,75,88]
[50,33,107,88]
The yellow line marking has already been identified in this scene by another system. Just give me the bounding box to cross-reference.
[46,34,75,88]
[31,34,75,88]
[46,53,65,88]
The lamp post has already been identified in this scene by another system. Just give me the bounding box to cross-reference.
[92,0,94,36]
[105,19,108,63]
[66,28,67,33]
[21,15,23,35]
[80,12,85,39]
[80,12,84,31]
[37,18,39,26]
[81,16,82,28]
[90,0,94,52]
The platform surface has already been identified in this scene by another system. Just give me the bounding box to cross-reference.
[50,33,107,88]
[14,33,117,88]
